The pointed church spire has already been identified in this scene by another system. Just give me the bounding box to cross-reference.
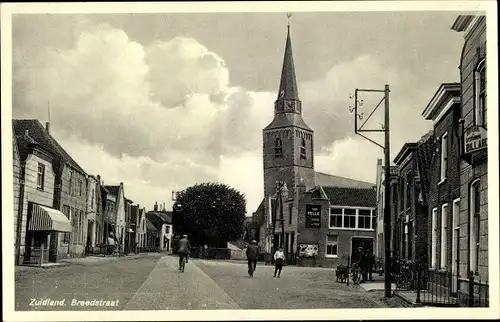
[277,17,299,101]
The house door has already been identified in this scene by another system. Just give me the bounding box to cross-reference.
[351,237,374,263]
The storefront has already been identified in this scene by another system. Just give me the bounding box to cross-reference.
[24,203,72,266]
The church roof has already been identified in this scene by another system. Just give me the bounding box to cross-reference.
[278,26,299,101]
[263,113,312,131]
[314,172,375,189]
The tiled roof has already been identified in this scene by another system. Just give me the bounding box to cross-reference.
[145,218,157,232]
[146,211,172,230]
[315,172,375,189]
[322,186,377,208]
[13,119,86,174]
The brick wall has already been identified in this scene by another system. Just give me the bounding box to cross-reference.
[13,139,21,248]
[458,16,488,285]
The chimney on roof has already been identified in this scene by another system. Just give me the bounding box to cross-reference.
[45,122,50,134]
[154,202,158,212]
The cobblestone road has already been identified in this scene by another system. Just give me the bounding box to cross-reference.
[15,255,385,311]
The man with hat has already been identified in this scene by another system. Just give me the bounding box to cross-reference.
[177,234,191,271]
[246,240,259,277]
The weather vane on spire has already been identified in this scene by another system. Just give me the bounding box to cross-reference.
[287,13,292,28]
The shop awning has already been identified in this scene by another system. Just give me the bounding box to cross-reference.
[28,204,72,232]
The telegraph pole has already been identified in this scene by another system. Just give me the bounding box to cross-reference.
[383,85,391,298]
[349,84,391,298]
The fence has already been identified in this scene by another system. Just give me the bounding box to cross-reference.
[394,259,489,307]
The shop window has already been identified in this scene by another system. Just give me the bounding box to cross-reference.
[326,235,338,258]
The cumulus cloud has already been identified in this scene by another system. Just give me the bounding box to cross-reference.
[13,22,432,213]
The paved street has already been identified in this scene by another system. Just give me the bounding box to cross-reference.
[15,255,385,310]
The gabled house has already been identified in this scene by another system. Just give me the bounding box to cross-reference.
[146,206,173,253]
[136,207,147,251]
[103,183,126,254]
[393,142,428,266]
[14,120,84,263]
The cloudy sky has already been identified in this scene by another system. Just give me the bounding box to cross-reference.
[11,9,467,214]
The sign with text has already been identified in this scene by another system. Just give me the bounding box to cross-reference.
[464,125,487,155]
[305,204,321,228]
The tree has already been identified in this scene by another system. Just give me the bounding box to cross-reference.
[172,182,246,247]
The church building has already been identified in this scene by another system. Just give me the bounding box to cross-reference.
[252,24,377,268]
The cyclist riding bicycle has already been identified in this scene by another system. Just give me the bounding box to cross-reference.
[178,234,191,271]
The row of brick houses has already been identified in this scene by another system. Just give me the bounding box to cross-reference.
[12,119,173,266]
[375,14,488,306]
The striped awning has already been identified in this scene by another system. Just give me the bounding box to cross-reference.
[28,204,72,232]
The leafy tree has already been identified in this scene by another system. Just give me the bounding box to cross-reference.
[172,182,246,247]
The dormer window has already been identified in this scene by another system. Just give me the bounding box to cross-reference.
[274,138,283,158]
[300,138,306,159]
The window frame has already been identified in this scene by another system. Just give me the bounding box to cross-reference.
[325,235,339,258]
[474,58,486,127]
[300,138,306,160]
[440,203,448,269]
[274,138,283,158]
[440,132,448,183]
[431,207,438,268]
[37,163,45,190]
[470,179,481,274]
[328,206,375,231]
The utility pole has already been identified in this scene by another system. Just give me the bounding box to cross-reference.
[349,84,391,298]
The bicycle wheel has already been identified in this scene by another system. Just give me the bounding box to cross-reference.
[181,257,186,272]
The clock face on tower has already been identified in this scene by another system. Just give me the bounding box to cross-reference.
[285,100,295,112]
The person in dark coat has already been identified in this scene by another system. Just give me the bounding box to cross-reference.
[366,250,375,281]
[246,240,259,277]
[359,247,368,283]
[177,234,191,270]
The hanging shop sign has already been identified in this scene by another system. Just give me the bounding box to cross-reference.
[464,125,487,155]
[305,204,321,228]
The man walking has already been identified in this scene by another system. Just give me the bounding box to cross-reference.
[246,240,259,277]
[273,247,285,278]
[177,234,191,271]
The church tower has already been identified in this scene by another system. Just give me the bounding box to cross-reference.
[262,23,315,230]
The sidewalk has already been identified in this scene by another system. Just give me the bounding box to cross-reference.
[15,252,162,272]
[123,255,240,310]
